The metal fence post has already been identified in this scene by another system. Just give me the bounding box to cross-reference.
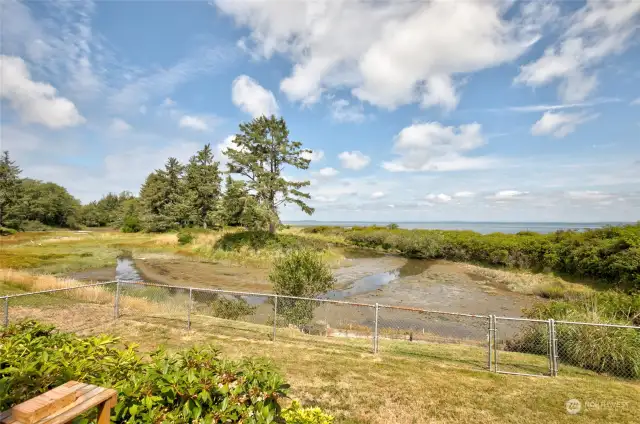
[487,315,493,371]
[547,319,554,376]
[272,295,278,342]
[3,297,8,328]
[113,281,120,319]
[550,319,558,377]
[374,303,379,354]
[187,288,193,330]
[492,316,498,372]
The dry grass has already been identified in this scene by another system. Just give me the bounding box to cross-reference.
[458,263,592,297]
[0,269,159,313]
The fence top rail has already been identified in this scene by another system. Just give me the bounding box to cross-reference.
[494,316,549,323]
[1,281,117,299]
[118,281,375,308]
[378,304,488,319]
[554,320,640,330]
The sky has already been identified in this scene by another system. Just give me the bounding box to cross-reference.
[1,0,639,223]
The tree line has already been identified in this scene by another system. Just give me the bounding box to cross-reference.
[0,116,314,234]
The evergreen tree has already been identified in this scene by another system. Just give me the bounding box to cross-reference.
[216,176,249,227]
[0,151,22,228]
[225,116,313,233]
[185,144,222,228]
[139,157,189,231]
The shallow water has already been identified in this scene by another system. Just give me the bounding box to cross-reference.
[115,256,143,282]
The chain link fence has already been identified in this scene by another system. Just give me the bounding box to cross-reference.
[2,281,640,380]
[377,305,490,370]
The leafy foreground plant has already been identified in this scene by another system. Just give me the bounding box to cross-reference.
[0,321,333,423]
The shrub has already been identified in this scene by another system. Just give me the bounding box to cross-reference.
[210,295,257,320]
[339,224,640,289]
[20,220,52,232]
[0,226,17,236]
[1,321,325,422]
[269,250,336,326]
[121,215,141,233]
[282,401,334,424]
[387,223,399,230]
[177,230,194,245]
[216,231,328,252]
[0,321,142,410]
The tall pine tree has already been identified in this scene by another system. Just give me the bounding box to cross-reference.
[0,151,22,228]
[225,116,313,233]
[139,157,189,231]
[185,144,222,228]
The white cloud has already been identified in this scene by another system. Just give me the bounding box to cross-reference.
[179,115,209,131]
[338,151,370,170]
[163,97,176,107]
[110,118,131,132]
[139,105,147,114]
[318,167,339,177]
[454,191,475,198]
[109,47,232,112]
[1,0,105,99]
[426,193,452,203]
[631,98,640,106]
[506,98,621,112]
[383,122,496,172]
[516,0,640,102]
[371,191,385,199]
[231,75,279,118]
[301,150,325,162]
[566,191,613,201]
[215,0,546,111]
[330,99,367,123]
[0,55,85,129]
[531,111,598,138]
[488,190,529,200]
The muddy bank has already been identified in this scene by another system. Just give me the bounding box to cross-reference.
[135,254,271,292]
[349,260,535,317]
[68,267,116,282]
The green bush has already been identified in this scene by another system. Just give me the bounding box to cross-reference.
[1,321,334,422]
[269,250,335,326]
[210,295,257,320]
[387,223,399,230]
[216,231,328,252]
[121,215,141,233]
[19,220,53,232]
[339,224,640,289]
[177,230,194,245]
[282,401,334,423]
[0,226,17,236]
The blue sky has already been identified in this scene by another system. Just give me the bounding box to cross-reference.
[1,0,639,222]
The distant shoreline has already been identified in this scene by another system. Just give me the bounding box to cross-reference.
[282,221,635,235]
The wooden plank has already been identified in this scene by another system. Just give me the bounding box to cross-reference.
[12,385,78,424]
[0,383,117,424]
[40,388,117,424]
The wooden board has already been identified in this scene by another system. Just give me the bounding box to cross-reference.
[0,381,117,424]
[11,384,79,424]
